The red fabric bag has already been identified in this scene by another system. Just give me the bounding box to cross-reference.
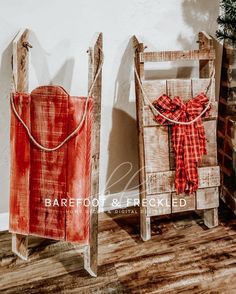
[10,86,93,243]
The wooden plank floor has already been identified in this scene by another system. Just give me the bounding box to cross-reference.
[1,203,236,293]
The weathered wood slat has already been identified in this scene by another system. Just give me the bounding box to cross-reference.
[196,187,219,210]
[146,193,171,217]
[140,49,215,62]
[143,126,169,172]
[146,166,220,195]
[172,193,196,213]
[133,36,150,241]
[29,86,68,240]
[66,97,93,244]
[84,32,103,277]
[9,94,30,234]
[142,78,215,105]
[10,29,30,260]
[167,79,192,100]
[201,120,218,167]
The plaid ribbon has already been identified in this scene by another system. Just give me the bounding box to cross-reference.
[153,93,210,194]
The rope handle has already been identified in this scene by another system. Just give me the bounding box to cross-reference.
[134,64,215,126]
[11,48,104,152]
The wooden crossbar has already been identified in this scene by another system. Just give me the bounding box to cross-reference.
[140,49,215,63]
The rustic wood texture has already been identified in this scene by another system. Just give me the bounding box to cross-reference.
[11,233,28,261]
[29,86,68,240]
[142,78,215,105]
[143,126,169,172]
[1,206,236,293]
[203,208,219,228]
[146,166,220,195]
[196,187,219,210]
[140,49,215,63]
[10,30,102,277]
[10,28,30,260]
[198,32,219,227]
[133,32,219,239]
[172,193,196,213]
[198,31,214,78]
[146,194,171,217]
[133,36,149,241]
[66,97,93,244]
[84,32,103,277]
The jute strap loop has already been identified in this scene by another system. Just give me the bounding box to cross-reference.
[134,64,215,125]
[11,48,103,152]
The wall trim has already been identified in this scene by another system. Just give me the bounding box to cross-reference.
[0,190,139,232]
[0,212,9,231]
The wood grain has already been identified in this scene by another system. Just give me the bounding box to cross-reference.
[146,166,220,195]
[143,126,169,172]
[1,206,236,293]
[133,36,150,241]
[84,32,103,277]
[10,29,30,260]
[196,187,219,210]
[29,86,68,240]
[140,49,215,63]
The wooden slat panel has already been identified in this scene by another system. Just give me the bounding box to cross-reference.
[146,194,171,216]
[29,86,68,240]
[9,94,31,234]
[146,166,220,194]
[198,166,220,189]
[201,120,217,167]
[196,187,219,210]
[142,80,167,104]
[66,97,93,243]
[171,193,195,213]
[167,79,192,101]
[142,102,218,127]
[140,49,215,62]
[143,126,169,172]
[192,78,215,101]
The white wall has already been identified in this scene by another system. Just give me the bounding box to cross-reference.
[0,0,221,223]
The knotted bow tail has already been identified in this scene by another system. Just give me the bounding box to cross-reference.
[153,93,210,194]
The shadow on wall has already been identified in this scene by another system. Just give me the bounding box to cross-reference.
[29,32,75,92]
[179,0,220,48]
[146,0,221,82]
[179,0,222,97]
[0,42,13,213]
[106,38,139,195]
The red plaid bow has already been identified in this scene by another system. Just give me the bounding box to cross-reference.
[153,93,210,194]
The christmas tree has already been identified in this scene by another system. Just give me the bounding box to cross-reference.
[216,0,236,44]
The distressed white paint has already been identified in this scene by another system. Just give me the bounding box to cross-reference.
[0,0,221,227]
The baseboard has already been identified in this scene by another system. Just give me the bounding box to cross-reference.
[0,212,9,231]
[0,190,139,232]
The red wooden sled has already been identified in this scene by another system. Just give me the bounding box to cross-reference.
[9,29,103,277]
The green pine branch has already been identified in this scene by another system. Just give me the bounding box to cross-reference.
[216,0,236,44]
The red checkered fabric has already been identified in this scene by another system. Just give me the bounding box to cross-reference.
[153,92,210,194]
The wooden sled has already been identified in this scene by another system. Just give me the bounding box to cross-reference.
[133,31,220,241]
[9,29,102,277]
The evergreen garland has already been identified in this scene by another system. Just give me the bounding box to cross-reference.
[216,0,236,44]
